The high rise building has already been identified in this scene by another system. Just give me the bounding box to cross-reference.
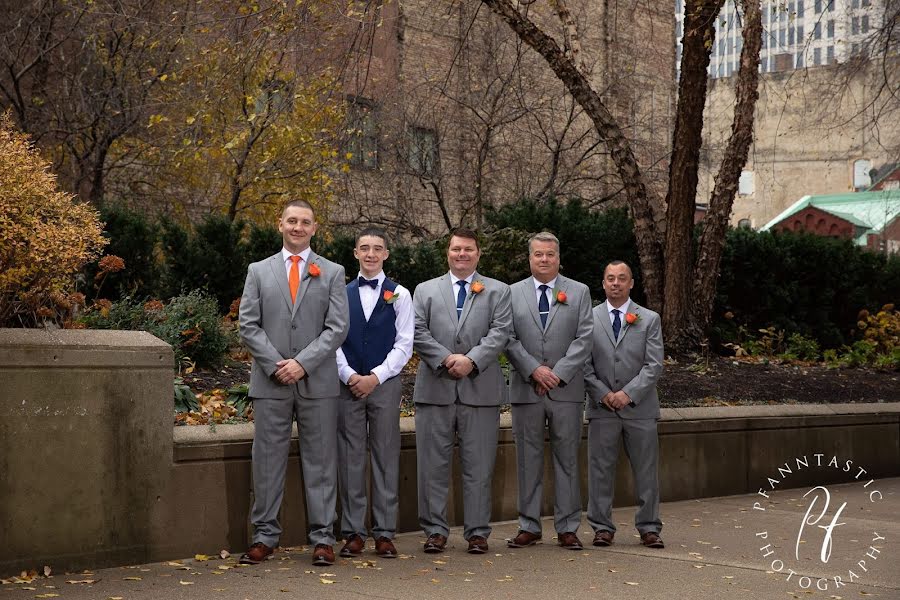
[675,0,886,79]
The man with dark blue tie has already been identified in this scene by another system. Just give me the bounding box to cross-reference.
[335,227,414,559]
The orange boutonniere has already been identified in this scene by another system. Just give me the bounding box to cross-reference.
[307,263,321,277]
[553,288,567,304]
[625,312,639,325]
[470,281,485,294]
[383,289,399,304]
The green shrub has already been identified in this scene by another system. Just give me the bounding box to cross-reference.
[781,333,821,361]
[81,290,229,367]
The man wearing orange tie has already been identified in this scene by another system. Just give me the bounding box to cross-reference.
[238,200,349,566]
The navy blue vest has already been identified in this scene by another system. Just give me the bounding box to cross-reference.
[341,277,399,376]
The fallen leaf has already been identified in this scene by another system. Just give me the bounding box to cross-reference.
[66,579,97,584]
[320,579,335,584]
[624,582,640,586]
[122,576,142,581]
[608,569,618,573]
[166,562,183,567]
[108,597,123,600]
[432,560,447,565]
[219,550,231,559]
[352,576,361,580]
[194,554,210,561]
[179,581,195,585]
[35,594,59,598]
[43,567,51,578]
[430,578,440,583]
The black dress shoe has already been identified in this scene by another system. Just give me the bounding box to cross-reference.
[424,533,447,553]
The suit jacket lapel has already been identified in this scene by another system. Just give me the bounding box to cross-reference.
[269,254,293,312]
[457,272,478,332]
[438,273,457,325]
[598,301,617,346]
[619,301,639,344]
[292,250,318,317]
[543,276,566,331]
[522,282,542,330]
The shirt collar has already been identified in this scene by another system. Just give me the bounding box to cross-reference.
[450,272,475,286]
[608,298,632,316]
[357,271,385,284]
[282,246,312,264]
[532,276,557,290]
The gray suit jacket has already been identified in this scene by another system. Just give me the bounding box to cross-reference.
[412,272,512,407]
[239,251,349,399]
[506,275,593,404]
[585,301,663,419]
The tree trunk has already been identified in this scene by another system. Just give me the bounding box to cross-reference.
[479,0,664,309]
[661,0,722,353]
[693,0,762,334]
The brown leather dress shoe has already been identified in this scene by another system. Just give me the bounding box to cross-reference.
[592,530,614,547]
[423,533,447,553]
[467,536,489,554]
[640,531,665,548]
[312,544,335,565]
[375,536,397,558]
[557,532,583,550]
[339,534,365,557]
[239,541,274,564]
[507,530,541,548]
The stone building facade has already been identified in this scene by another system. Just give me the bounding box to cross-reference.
[698,58,900,228]
[327,0,677,239]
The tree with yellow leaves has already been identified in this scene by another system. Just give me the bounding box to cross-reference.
[0,114,106,326]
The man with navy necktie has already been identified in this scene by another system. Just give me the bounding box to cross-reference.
[506,232,593,551]
[335,227,413,559]
[411,228,512,554]
[585,260,665,549]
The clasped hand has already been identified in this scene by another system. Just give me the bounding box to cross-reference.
[531,365,560,396]
[602,390,631,410]
[443,354,475,379]
[274,358,305,384]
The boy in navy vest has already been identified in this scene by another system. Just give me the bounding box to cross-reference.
[335,227,414,558]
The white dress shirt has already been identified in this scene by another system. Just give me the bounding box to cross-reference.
[449,272,475,297]
[335,270,414,385]
[532,276,558,303]
[281,246,312,277]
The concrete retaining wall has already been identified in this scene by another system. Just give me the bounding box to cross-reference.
[0,328,173,575]
[168,404,900,560]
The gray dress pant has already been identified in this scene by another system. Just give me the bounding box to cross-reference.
[337,376,402,540]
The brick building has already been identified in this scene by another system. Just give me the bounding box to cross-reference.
[327,1,676,238]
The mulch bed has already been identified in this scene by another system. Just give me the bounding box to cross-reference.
[180,355,899,408]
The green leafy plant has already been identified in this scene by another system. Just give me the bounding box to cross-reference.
[174,377,199,413]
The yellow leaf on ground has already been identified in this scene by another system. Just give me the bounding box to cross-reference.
[122,576,142,581]
[194,554,210,561]
[625,582,640,586]
[320,578,335,584]
[179,580,195,585]
[66,580,97,584]
[35,594,60,598]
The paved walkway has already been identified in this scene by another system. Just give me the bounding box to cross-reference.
[4,478,898,599]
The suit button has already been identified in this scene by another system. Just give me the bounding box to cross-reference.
[291,324,297,330]
[292,348,297,353]
[456,338,461,344]
[615,358,620,363]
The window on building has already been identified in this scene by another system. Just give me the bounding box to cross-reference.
[814,0,821,12]
[862,15,869,33]
[852,42,859,55]
[797,1,804,17]
[827,20,835,37]
[853,159,872,189]
[738,218,752,229]
[779,27,786,45]
[796,51,804,67]
[814,47,822,64]
[739,171,755,195]
[814,22,821,39]
[862,0,870,6]
[798,25,804,41]
[851,16,859,35]
[407,126,439,177]
[851,0,858,8]
[789,27,795,45]
[827,45,835,62]
[346,97,378,170]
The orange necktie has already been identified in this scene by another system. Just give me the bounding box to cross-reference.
[289,255,301,302]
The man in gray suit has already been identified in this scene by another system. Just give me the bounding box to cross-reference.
[585,260,665,549]
[238,200,349,566]
[412,228,512,555]
[506,232,593,551]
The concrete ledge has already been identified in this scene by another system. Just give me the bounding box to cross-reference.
[0,328,174,575]
[164,403,900,560]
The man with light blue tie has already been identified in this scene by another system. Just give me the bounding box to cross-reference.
[585,260,665,549]
[335,227,413,560]
[411,228,512,555]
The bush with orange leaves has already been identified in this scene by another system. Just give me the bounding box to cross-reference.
[0,114,107,326]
